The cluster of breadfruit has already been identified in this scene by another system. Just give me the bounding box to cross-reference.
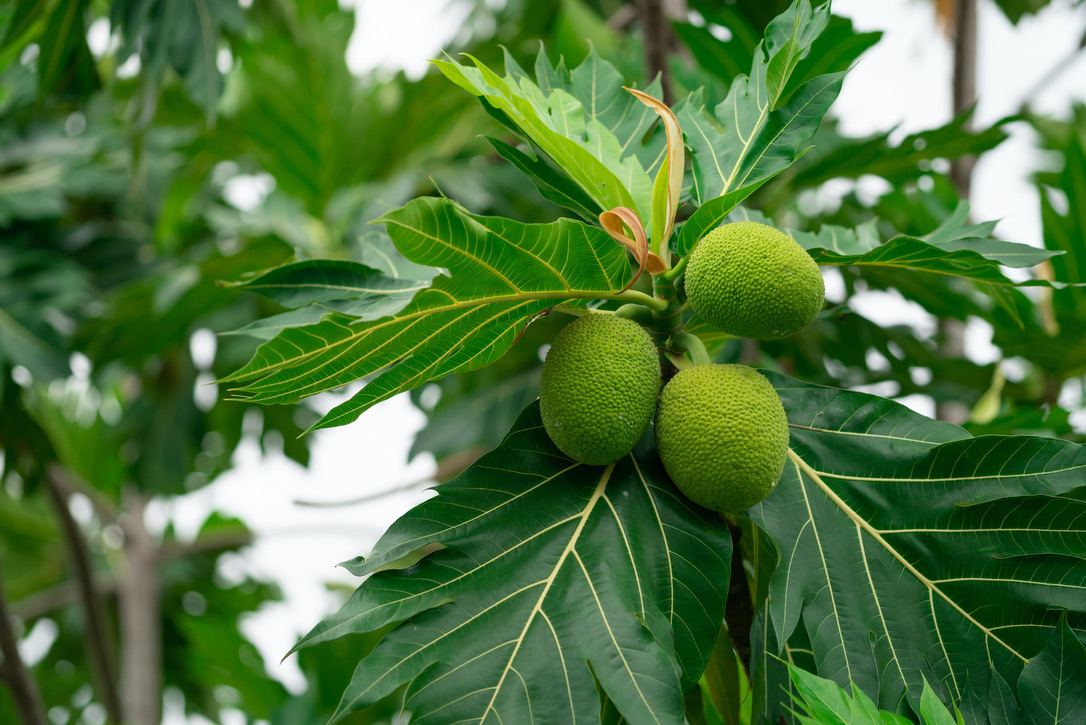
[539,221,825,513]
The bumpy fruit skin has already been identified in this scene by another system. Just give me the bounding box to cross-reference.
[539,313,661,465]
[685,221,824,340]
[655,364,789,513]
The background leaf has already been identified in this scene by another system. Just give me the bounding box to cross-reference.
[789,110,1011,190]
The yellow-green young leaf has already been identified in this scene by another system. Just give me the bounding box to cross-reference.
[221,197,632,431]
[625,87,683,262]
[293,402,733,724]
[748,373,1086,718]
[434,51,653,226]
[786,665,965,725]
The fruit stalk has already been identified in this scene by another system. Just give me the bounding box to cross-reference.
[647,272,684,350]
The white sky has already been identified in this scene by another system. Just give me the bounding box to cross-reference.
[159,1,1086,720]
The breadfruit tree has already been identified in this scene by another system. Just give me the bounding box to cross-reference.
[219,1,1086,723]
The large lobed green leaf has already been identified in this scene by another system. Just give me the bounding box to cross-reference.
[435,47,658,229]
[673,0,845,254]
[676,0,842,208]
[748,373,1086,720]
[222,258,433,340]
[221,197,632,431]
[729,205,1060,285]
[294,402,733,724]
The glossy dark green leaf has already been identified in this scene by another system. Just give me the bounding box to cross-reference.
[294,402,732,725]
[678,0,841,206]
[222,259,431,321]
[487,136,603,222]
[729,206,1060,287]
[1016,613,1086,723]
[222,197,634,431]
[748,372,1086,716]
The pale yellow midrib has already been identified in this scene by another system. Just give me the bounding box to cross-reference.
[479,464,613,724]
[795,455,854,684]
[788,448,1030,665]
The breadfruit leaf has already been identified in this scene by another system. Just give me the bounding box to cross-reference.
[791,109,1011,190]
[748,372,1086,719]
[222,258,431,322]
[728,206,1062,284]
[293,402,732,725]
[677,0,842,206]
[220,197,631,431]
[434,47,658,228]
[1016,612,1086,723]
[785,664,958,725]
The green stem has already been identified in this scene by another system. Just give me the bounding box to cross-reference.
[672,333,710,366]
[612,289,669,312]
[665,352,693,370]
[663,255,688,281]
[646,274,685,349]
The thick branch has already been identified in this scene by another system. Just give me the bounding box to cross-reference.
[47,466,117,523]
[45,465,121,724]
[939,0,977,425]
[156,529,254,562]
[118,490,161,725]
[11,576,118,622]
[294,447,484,508]
[0,560,49,725]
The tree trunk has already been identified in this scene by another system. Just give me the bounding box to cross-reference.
[635,0,687,105]
[0,561,49,725]
[119,490,161,725]
[938,0,977,425]
[46,466,122,723]
[950,0,978,197]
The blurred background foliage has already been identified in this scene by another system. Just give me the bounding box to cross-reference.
[0,0,1083,723]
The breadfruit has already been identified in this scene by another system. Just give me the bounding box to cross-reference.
[539,313,661,465]
[655,364,788,512]
[685,221,824,340]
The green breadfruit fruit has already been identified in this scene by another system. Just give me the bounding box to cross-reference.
[539,313,661,465]
[685,221,825,340]
[655,364,789,513]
